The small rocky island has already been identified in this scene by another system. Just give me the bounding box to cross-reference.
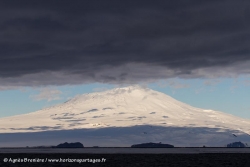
[52,142,84,148]
[131,142,174,148]
[226,141,247,147]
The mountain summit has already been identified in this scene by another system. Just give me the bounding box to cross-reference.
[0,85,250,147]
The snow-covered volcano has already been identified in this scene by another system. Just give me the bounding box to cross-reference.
[1,85,250,147]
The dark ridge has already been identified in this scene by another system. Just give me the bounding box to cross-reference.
[88,109,98,112]
[102,107,114,110]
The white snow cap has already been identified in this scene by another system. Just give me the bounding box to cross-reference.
[0,85,250,147]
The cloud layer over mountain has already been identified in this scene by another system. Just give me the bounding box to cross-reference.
[1,0,250,88]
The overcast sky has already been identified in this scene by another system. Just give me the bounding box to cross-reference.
[0,0,250,88]
[0,1,250,118]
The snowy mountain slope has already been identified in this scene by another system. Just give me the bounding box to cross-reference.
[0,85,250,147]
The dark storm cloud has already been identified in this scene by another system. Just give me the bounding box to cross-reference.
[0,0,250,88]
